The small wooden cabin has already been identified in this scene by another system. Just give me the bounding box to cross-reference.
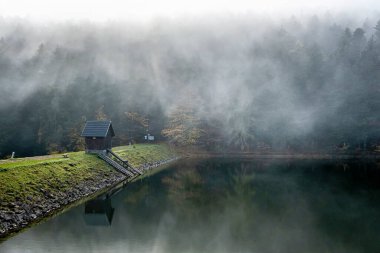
[81,120,115,153]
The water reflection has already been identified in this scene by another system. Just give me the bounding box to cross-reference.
[0,159,379,253]
[84,196,114,226]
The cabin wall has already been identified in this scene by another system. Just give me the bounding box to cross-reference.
[85,134,112,152]
[105,131,113,149]
[85,137,104,151]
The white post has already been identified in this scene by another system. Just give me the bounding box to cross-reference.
[11,152,15,159]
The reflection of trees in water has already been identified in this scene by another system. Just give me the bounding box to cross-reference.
[161,163,204,210]
[159,160,259,251]
[124,184,150,205]
[217,162,258,246]
[161,161,257,209]
[119,161,380,252]
[115,160,380,252]
[224,162,256,202]
[160,161,258,243]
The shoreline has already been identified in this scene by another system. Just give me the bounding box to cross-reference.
[1,149,379,240]
[185,152,380,160]
[0,154,179,241]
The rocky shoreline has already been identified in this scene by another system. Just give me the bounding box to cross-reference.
[138,157,179,171]
[0,156,178,240]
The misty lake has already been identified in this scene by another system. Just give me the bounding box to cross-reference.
[0,158,379,253]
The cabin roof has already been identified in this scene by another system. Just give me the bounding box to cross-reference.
[81,120,115,137]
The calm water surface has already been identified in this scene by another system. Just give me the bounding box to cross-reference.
[1,159,379,253]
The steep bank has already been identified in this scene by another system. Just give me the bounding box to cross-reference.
[0,143,177,239]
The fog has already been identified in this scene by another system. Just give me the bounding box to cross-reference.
[2,0,380,21]
[0,11,379,156]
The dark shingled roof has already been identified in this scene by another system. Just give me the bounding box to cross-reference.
[81,120,115,137]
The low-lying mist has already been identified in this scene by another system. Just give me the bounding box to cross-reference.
[0,14,379,156]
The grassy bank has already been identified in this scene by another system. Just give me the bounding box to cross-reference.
[0,143,174,206]
[0,152,118,206]
[0,143,176,237]
[113,143,176,167]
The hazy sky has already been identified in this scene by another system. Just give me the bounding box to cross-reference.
[0,0,379,22]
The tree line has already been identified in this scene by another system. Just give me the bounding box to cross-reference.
[0,17,379,157]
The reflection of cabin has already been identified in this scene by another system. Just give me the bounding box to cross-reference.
[83,196,114,226]
[81,120,115,153]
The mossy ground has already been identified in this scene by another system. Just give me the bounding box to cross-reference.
[0,143,175,208]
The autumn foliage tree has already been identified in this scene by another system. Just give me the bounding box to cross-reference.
[161,105,202,146]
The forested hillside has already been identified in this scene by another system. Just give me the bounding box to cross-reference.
[0,16,379,157]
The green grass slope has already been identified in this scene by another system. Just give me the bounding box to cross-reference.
[0,152,117,206]
[113,143,176,167]
[0,143,175,209]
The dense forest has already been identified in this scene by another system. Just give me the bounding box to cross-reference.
[0,15,380,157]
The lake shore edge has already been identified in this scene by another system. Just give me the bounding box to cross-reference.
[0,157,178,241]
[2,148,378,240]
[185,152,380,160]
[0,144,178,241]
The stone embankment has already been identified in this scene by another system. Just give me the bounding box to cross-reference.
[139,157,179,171]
